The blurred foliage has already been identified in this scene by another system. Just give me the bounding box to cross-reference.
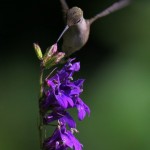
[0,0,150,150]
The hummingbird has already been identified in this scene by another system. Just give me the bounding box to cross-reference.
[57,0,130,57]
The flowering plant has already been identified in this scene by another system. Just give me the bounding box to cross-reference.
[34,43,90,150]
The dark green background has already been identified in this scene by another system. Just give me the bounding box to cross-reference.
[0,0,150,149]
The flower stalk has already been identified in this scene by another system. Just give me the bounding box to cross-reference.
[39,65,44,149]
[34,43,90,150]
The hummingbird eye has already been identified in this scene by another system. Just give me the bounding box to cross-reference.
[76,19,81,23]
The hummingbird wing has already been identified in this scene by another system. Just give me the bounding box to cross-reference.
[60,0,69,22]
[89,0,130,25]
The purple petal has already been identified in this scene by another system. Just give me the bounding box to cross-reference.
[65,81,83,96]
[47,74,60,90]
[77,104,86,121]
[43,128,61,149]
[61,134,74,149]
[55,93,69,108]
[74,79,85,87]
[65,95,74,107]
[76,98,90,120]
[67,131,83,150]
[69,62,80,71]
[70,88,81,95]
[59,112,76,128]
[83,103,90,116]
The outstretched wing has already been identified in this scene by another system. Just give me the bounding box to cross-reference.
[89,0,130,25]
[60,0,69,21]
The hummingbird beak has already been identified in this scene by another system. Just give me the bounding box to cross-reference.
[56,25,69,43]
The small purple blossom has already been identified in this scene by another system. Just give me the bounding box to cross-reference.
[44,110,76,128]
[43,123,83,150]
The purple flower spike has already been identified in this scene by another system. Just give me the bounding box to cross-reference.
[40,58,90,150]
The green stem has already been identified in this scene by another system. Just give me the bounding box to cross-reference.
[39,65,44,149]
[40,67,44,99]
[38,65,57,149]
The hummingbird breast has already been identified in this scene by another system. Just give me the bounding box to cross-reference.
[62,19,90,56]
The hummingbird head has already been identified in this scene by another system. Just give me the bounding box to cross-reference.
[66,7,83,26]
[56,7,83,43]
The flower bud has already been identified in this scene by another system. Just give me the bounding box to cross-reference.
[43,57,56,69]
[42,43,65,69]
[55,52,65,63]
[33,43,43,60]
[43,43,57,60]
